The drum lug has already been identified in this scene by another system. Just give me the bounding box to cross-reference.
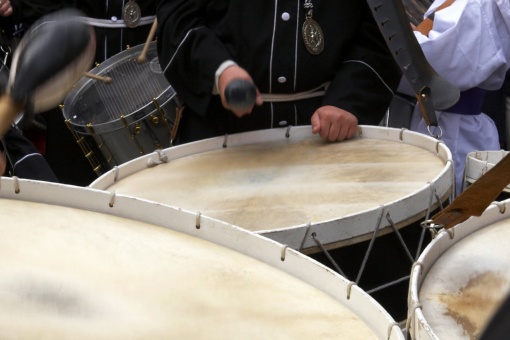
[134,122,142,134]
[151,115,159,125]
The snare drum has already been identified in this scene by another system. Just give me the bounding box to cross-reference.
[90,125,453,252]
[464,150,510,194]
[61,41,179,176]
[408,199,510,339]
[0,178,404,339]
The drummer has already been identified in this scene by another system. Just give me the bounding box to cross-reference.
[9,1,158,186]
[156,1,402,144]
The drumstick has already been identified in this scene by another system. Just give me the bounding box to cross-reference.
[0,94,23,137]
[137,19,158,64]
[0,9,95,137]
[83,72,113,85]
[224,79,257,110]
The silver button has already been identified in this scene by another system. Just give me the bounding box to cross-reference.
[281,12,290,21]
[279,120,288,126]
[111,16,118,22]
[278,76,287,83]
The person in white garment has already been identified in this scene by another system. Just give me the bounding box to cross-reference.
[403,0,510,196]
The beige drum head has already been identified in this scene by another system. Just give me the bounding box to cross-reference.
[90,126,453,250]
[0,178,404,339]
[408,199,510,339]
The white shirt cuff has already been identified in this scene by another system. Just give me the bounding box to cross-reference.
[212,60,238,94]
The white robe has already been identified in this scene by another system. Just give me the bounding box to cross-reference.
[407,0,510,195]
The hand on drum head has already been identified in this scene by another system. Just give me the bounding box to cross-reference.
[311,105,358,142]
[218,65,263,117]
[0,0,12,17]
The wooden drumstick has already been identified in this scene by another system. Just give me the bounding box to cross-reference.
[83,72,113,85]
[0,94,23,137]
[137,19,158,64]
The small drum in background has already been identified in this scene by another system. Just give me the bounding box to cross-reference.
[464,150,510,195]
[0,178,404,339]
[408,199,510,339]
[61,41,180,176]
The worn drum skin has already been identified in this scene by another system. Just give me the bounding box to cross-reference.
[0,178,404,339]
[408,199,510,339]
[90,125,453,252]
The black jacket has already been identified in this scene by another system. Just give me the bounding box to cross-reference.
[157,0,402,142]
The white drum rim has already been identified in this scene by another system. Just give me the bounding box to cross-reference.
[464,150,510,193]
[0,177,404,339]
[90,125,454,250]
[408,199,510,339]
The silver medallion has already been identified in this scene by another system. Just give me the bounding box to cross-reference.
[302,17,324,55]
[123,0,141,28]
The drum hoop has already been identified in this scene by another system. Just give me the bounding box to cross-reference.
[62,41,175,135]
[408,199,510,339]
[90,125,454,250]
[464,150,510,192]
[0,177,404,339]
[65,86,176,135]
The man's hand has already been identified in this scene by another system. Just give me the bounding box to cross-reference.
[311,105,358,142]
[218,65,263,117]
[0,0,12,17]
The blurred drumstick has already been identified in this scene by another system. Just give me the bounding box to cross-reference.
[83,72,112,85]
[0,95,23,136]
[0,9,95,137]
[224,79,257,110]
[137,18,158,64]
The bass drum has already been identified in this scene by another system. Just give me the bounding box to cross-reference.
[0,177,404,339]
[61,41,180,176]
[90,125,453,253]
[90,125,454,319]
[408,199,510,339]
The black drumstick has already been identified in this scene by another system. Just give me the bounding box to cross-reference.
[0,9,95,136]
[224,79,257,110]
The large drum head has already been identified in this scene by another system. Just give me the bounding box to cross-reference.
[90,126,453,251]
[0,178,404,339]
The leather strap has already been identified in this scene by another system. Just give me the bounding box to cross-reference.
[430,153,510,229]
[366,0,460,128]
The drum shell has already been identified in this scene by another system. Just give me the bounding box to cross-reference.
[0,177,404,339]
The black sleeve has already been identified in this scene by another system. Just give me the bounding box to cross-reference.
[157,0,232,117]
[2,127,58,182]
[323,1,402,125]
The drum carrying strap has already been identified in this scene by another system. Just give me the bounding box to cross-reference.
[426,153,510,230]
[366,0,460,138]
